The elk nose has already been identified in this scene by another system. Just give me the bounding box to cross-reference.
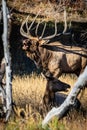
[22,40,29,50]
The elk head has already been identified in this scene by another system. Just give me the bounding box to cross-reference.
[20,12,58,59]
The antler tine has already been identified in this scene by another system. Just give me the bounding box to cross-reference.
[28,11,41,31]
[63,8,67,34]
[20,10,41,40]
[25,16,30,34]
[56,7,68,37]
[35,20,45,37]
[43,20,57,40]
[40,22,47,39]
[35,20,41,37]
[20,16,30,38]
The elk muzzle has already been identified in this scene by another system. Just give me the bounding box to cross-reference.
[22,39,29,51]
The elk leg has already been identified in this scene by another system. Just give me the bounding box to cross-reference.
[43,81,55,107]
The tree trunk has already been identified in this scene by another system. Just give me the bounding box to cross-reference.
[42,66,87,126]
[2,0,12,121]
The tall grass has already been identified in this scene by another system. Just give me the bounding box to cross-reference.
[0,74,87,130]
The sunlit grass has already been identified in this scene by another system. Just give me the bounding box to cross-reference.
[0,73,87,130]
[12,74,46,106]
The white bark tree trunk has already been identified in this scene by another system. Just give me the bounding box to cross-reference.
[42,66,87,126]
[2,0,12,121]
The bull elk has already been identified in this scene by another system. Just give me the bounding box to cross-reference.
[20,12,87,107]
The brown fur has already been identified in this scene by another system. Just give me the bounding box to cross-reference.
[22,39,87,77]
[22,39,87,105]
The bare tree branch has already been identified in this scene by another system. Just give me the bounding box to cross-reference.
[42,66,87,126]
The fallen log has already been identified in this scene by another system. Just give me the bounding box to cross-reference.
[42,66,87,126]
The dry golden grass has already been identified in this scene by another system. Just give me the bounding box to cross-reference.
[12,74,46,106]
[10,73,87,130]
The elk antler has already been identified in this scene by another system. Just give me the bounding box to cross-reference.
[20,11,40,40]
[20,10,57,44]
[35,20,45,37]
[63,7,67,34]
[40,20,57,40]
[57,7,68,36]
[32,18,57,43]
[40,22,47,39]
